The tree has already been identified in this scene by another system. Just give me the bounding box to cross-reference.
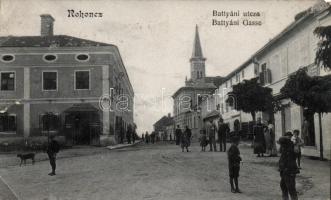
[280,68,331,160]
[226,77,275,122]
[314,26,331,71]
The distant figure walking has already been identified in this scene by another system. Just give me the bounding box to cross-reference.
[145,132,149,144]
[175,125,182,145]
[132,128,136,144]
[253,117,266,157]
[218,118,230,152]
[207,120,217,152]
[278,132,299,200]
[120,127,124,144]
[185,126,192,146]
[47,135,60,176]
[181,129,190,152]
[200,129,207,152]
[227,136,242,193]
[151,131,156,144]
[126,125,132,144]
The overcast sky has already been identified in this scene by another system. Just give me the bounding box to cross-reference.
[0,0,319,134]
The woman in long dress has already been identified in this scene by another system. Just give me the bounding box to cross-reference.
[264,122,272,155]
[268,122,278,157]
[253,117,266,157]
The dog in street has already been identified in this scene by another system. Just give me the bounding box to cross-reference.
[17,153,35,166]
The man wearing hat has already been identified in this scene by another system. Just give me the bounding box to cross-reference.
[278,131,299,200]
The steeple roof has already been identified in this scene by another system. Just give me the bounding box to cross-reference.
[192,25,203,58]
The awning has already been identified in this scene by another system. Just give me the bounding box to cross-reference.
[0,104,10,114]
[203,110,221,120]
[64,103,100,113]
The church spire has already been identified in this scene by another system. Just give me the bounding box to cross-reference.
[192,25,203,58]
[190,25,206,81]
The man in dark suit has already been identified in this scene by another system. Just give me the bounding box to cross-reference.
[218,118,230,152]
[47,135,60,176]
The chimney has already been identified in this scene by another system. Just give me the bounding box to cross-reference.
[40,14,55,36]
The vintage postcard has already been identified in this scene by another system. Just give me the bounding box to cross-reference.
[0,0,330,199]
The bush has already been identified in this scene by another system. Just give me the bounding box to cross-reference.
[0,137,25,152]
[0,136,68,152]
[27,136,66,151]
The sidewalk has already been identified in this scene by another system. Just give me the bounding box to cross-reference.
[0,140,141,169]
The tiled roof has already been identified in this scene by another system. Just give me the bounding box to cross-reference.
[154,116,174,127]
[0,35,113,48]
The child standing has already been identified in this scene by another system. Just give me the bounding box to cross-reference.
[292,129,304,169]
[227,136,242,193]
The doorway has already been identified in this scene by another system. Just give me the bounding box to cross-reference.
[64,104,101,145]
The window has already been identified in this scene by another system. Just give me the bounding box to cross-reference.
[225,81,228,88]
[43,54,57,62]
[0,72,15,91]
[236,73,240,82]
[40,113,60,132]
[1,54,15,63]
[230,79,233,87]
[0,115,16,132]
[259,63,272,85]
[254,63,259,76]
[241,69,245,79]
[43,71,57,91]
[76,54,89,62]
[75,70,90,90]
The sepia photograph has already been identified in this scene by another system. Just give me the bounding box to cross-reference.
[0,0,330,199]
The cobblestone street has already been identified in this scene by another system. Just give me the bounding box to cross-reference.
[0,143,330,200]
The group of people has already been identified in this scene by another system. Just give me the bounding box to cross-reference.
[253,117,277,157]
[199,117,230,152]
[119,125,137,144]
[175,125,192,152]
[142,131,156,144]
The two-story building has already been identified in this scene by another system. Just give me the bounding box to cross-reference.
[0,14,134,146]
[217,1,331,159]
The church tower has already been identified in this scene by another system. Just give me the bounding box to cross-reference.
[190,25,206,81]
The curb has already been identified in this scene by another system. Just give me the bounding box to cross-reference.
[106,140,142,150]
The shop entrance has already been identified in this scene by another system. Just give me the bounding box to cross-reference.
[64,104,101,145]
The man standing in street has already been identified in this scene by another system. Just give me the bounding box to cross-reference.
[47,135,60,176]
[175,125,182,145]
[218,118,230,152]
[207,119,217,152]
